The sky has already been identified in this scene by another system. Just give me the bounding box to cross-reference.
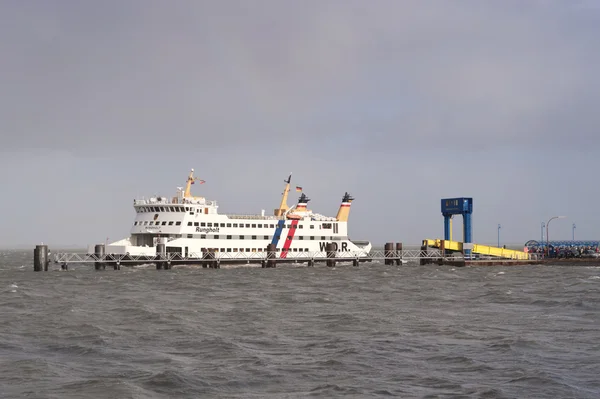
[1,0,599,249]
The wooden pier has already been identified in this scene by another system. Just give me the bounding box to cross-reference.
[29,241,554,271]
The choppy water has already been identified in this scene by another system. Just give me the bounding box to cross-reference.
[1,250,599,398]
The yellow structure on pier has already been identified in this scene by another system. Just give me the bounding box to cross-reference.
[423,239,530,260]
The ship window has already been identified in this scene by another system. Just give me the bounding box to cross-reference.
[144,221,148,225]
[258,224,262,228]
[233,223,238,227]
[298,236,303,240]
[299,225,303,229]
[168,222,173,226]
[321,236,326,240]
[246,248,250,252]
[148,222,153,225]
[201,222,206,227]
[187,234,193,238]
[220,248,225,252]
[185,207,189,211]
[233,248,238,252]
[252,224,256,228]
[227,235,232,239]
[194,222,199,227]
[258,248,263,252]
[175,222,181,226]
[187,222,192,226]
[252,235,257,239]
[170,207,175,212]
[207,223,212,227]
[220,223,225,227]
[162,221,167,226]
[201,234,206,239]
[263,235,268,240]
[245,224,250,228]
[214,235,219,239]
[240,235,245,239]
[227,248,232,252]
[310,225,314,229]
[134,221,138,225]
[310,236,315,240]
[293,248,297,252]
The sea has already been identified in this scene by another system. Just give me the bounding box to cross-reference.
[1,249,599,398]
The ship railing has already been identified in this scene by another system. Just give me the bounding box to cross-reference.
[224,214,282,220]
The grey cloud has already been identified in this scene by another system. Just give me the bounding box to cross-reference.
[1,1,598,154]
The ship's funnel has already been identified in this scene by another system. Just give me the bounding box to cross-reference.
[296,193,310,211]
[335,192,354,222]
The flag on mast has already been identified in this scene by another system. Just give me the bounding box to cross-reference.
[296,186,302,192]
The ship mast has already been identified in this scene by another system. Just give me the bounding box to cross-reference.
[183,168,204,199]
[274,173,292,216]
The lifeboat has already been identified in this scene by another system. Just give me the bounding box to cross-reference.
[286,213,302,220]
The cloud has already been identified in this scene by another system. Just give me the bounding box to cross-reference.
[0,1,599,248]
[0,1,598,155]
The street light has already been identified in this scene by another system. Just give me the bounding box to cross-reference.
[497,224,501,248]
[541,222,545,243]
[572,223,576,241]
[546,216,566,256]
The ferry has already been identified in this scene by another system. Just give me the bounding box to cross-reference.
[94,169,372,262]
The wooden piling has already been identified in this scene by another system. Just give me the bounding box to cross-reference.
[395,242,403,265]
[266,244,276,268]
[384,242,394,265]
[94,244,105,270]
[33,245,49,272]
[326,243,336,267]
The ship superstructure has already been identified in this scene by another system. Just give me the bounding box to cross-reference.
[100,169,372,260]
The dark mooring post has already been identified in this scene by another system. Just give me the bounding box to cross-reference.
[395,242,403,265]
[419,240,429,266]
[212,249,220,269]
[94,244,106,270]
[266,243,276,268]
[384,242,394,265]
[33,244,49,271]
[156,243,166,270]
[326,243,336,267]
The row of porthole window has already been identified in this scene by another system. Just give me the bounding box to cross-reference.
[133,221,328,229]
[135,221,181,226]
[198,247,311,253]
[186,234,333,240]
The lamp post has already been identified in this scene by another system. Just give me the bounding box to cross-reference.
[541,222,545,243]
[497,224,501,248]
[572,223,576,241]
[546,216,566,257]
